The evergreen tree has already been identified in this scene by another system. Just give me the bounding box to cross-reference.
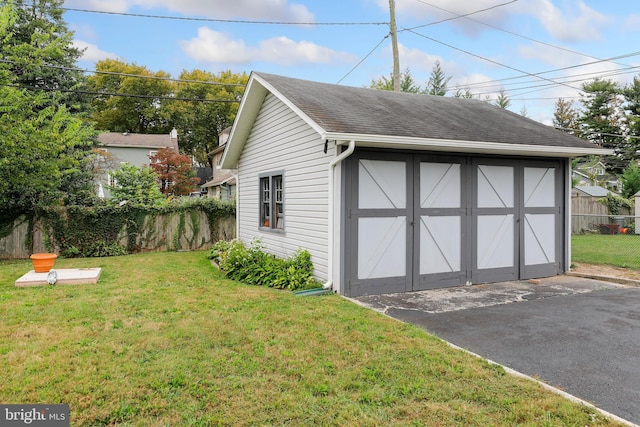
[494,88,511,109]
[553,98,578,133]
[620,162,640,199]
[370,67,421,93]
[578,78,627,174]
[425,60,451,96]
[452,86,474,98]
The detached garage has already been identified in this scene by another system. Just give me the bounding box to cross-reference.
[221,72,610,297]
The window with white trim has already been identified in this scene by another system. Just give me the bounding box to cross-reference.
[259,172,284,230]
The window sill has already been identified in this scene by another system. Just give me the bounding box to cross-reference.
[259,226,285,235]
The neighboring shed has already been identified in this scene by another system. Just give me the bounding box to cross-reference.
[221,72,611,297]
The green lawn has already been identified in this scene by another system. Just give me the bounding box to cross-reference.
[0,251,624,426]
[572,234,640,269]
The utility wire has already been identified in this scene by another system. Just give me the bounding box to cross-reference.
[336,34,390,84]
[5,83,241,103]
[56,5,387,26]
[411,0,632,81]
[450,51,640,92]
[0,59,246,87]
[404,27,583,91]
[405,0,518,31]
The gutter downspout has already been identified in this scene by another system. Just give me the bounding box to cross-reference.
[323,140,356,290]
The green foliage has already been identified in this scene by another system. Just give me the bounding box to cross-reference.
[0,1,97,233]
[553,98,578,132]
[88,59,174,134]
[208,240,317,290]
[36,198,234,258]
[426,60,451,96]
[597,192,633,216]
[107,164,165,206]
[620,162,640,198]
[494,88,511,109]
[168,69,248,168]
[369,67,422,93]
[578,78,628,174]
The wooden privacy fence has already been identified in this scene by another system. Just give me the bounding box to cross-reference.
[0,207,235,259]
[571,193,634,234]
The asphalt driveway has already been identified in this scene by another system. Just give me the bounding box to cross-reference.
[353,276,640,425]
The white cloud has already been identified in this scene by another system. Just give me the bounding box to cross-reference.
[64,0,314,21]
[73,40,119,62]
[624,14,640,32]
[180,28,355,66]
[64,0,130,13]
[180,28,253,64]
[524,0,609,42]
[377,0,609,41]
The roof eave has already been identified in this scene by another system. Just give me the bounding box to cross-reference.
[323,133,613,158]
[221,72,325,169]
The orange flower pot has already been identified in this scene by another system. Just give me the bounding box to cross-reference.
[30,253,58,273]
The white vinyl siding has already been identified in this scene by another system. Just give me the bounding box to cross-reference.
[237,93,334,280]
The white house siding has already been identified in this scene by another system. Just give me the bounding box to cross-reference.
[236,93,335,281]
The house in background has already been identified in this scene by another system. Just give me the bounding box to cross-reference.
[221,72,611,297]
[96,129,179,198]
[572,160,619,191]
[201,127,236,201]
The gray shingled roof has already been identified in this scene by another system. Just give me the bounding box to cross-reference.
[98,132,178,151]
[256,72,594,149]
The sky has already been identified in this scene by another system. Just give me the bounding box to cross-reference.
[62,0,640,125]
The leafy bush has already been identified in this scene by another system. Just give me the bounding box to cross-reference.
[207,240,318,290]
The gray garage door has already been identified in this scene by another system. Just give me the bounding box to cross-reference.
[343,151,564,297]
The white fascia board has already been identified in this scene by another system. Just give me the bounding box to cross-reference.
[220,76,267,169]
[220,74,325,169]
[323,133,614,158]
[251,74,326,137]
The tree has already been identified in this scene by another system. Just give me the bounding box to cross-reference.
[149,148,200,196]
[167,69,248,168]
[370,67,421,93]
[1,0,88,112]
[425,61,451,96]
[553,98,578,133]
[88,59,174,134]
[621,76,640,166]
[0,2,97,233]
[620,162,640,199]
[452,86,474,98]
[578,78,627,174]
[107,164,165,205]
[494,88,511,109]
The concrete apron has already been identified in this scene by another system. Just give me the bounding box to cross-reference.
[351,274,628,315]
[350,275,639,427]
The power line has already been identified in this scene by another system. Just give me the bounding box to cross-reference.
[450,51,640,92]
[405,0,518,31]
[57,5,388,26]
[5,83,241,103]
[404,27,583,92]
[0,59,246,88]
[410,0,631,71]
[336,34,390,84]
